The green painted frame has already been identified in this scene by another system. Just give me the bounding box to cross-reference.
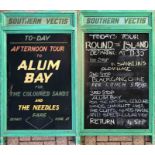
[0,10,154,145]
[78,11,155,144]
[0,11,78,144]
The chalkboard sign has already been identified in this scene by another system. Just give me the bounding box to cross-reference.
[84,33,149,129]
[7,33,72,130]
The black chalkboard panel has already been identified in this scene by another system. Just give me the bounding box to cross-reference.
[84,33,149,129]
[7,34,72,130]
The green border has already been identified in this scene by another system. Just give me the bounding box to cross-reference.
[0,11,78,143]
[79,11,155,144]
[0,13,3,144]
[152,11,155,144]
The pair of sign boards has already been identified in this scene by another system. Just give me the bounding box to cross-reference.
[0,11,154,144]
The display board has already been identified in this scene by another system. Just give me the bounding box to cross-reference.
[0,11,154,145]
[7,33,72,130]
[84,33,149,129]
